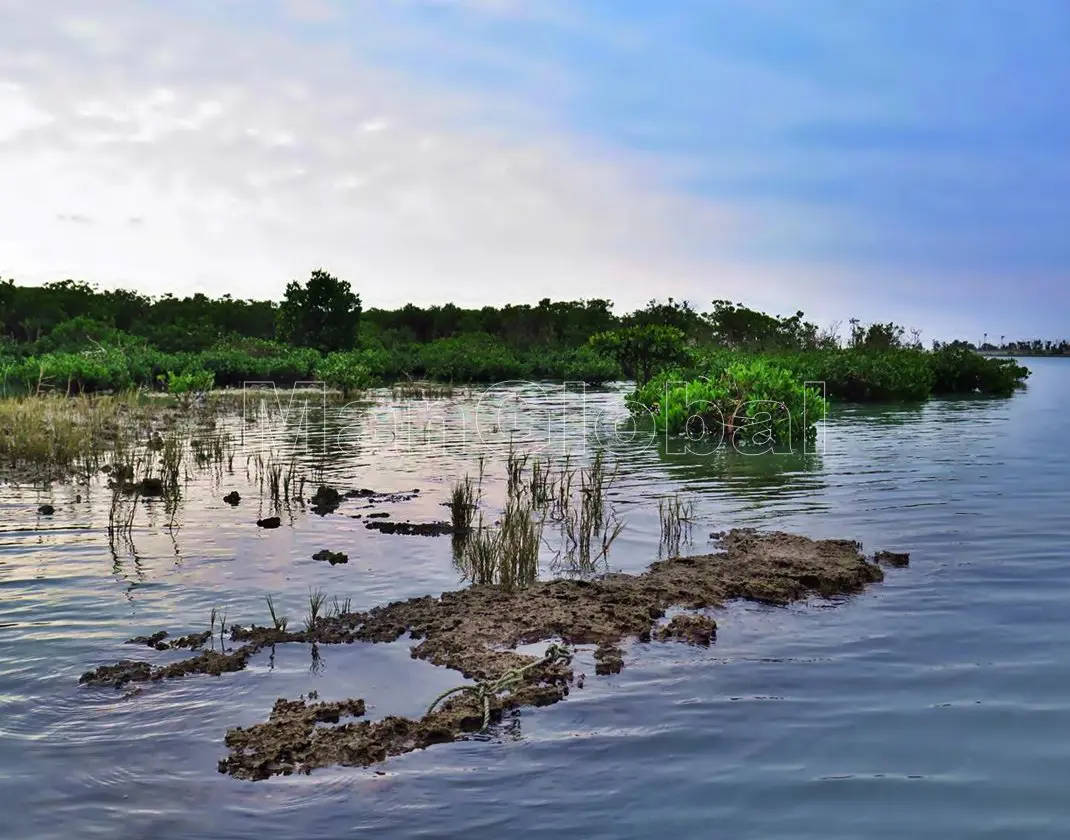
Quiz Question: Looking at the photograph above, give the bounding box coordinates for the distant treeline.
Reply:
[0,273,1032,399]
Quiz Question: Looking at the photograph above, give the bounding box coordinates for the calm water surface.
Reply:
[1,359,1067,838]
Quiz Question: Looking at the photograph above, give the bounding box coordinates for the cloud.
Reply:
[0,0,760,315]
[0,0,1065,340]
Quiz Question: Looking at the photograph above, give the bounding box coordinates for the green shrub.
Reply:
[634,358,827,447]
[929,346,1029,396]
[162,369,215,394]
[315,352,373,396]
[418,334,529,382]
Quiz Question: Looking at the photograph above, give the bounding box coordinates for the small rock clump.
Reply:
[310,486,343,515]
[656,613,717,646]
[223,491,241,506]
[313,550,349,566]
[365,520,452,537]
[874,550,910,567]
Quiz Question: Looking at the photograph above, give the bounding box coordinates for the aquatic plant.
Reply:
[305,589,327,634]
[658,494,695,557]
[265,595,289,632]
[447,473,479,536]
[457,499,542,589]
[328,596,352,619]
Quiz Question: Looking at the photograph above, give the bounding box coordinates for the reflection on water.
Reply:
[3,361,1070,839]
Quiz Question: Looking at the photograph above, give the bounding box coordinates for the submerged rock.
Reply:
[594,643,624,675]
[365,520,453,537]
[37,504,55,516]
[135,477,165,497]
[874,550,910,567]
[310,486,343,515]
[656,613,717,646]
[127,630,170,650]
[79,660,152,688]
[312,549,349,566]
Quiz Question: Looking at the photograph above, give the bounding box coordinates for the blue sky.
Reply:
[0,0,1066,341]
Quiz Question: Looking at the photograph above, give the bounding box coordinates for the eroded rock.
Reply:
[656,613,717,646]
[874,550,910,567]
[365,520,453,537]
[82,528,897,778]
[313,550,349,566]
[310,486,343,515]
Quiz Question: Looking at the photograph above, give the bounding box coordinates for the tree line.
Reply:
[1,270,997,355]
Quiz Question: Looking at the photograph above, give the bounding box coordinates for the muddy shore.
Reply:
[79,529,906,780]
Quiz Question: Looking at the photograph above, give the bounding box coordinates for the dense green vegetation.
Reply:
[634,359,829,447]
[0,275,1031,402]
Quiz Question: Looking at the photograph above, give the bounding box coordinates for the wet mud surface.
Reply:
[80,529,903,779]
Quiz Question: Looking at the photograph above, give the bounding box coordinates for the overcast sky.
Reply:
[1,0,1067,341]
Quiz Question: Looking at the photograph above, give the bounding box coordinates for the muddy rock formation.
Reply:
[312,549,349,565]
[81,528,900,778]
[365,520,453,537]
[874,550,910,567]
[310,486,343,515]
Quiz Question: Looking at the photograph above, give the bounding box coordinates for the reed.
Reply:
[265,594,289,632]
[658,494,695,557]
[447,473,479,536]
[305,588,327,634]
[457,499,542,589]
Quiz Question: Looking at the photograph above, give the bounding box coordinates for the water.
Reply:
[1,359,1067,838]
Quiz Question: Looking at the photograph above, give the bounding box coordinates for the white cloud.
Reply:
[0,0,764,312]
[0,0,1018,342]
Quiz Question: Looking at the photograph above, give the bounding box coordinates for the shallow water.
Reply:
[1,360,1067,839]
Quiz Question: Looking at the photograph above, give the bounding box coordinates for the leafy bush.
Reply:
[418,334,529,382]
[634,358,827,447]
[162,369,215,394]
[929,346,1029,396]
[315,352,374,396]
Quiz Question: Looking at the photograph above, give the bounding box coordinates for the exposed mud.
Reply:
[365,520,453,537]
[81,528,899,778]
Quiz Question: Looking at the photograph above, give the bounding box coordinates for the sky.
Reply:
[0,0,1067,341]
